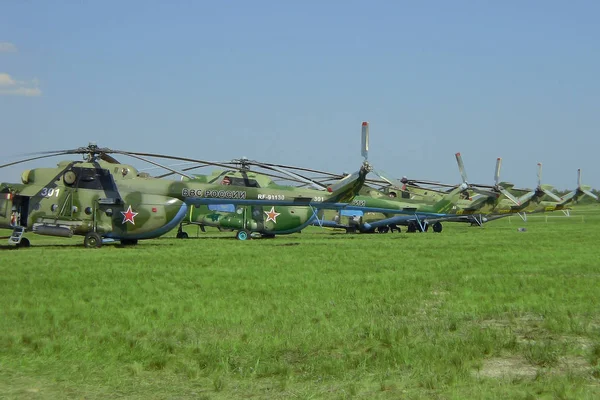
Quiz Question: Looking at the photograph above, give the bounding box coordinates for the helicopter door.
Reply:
[11,195,30,227]
[0,192,10,218]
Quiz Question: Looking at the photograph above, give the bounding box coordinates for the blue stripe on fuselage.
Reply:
[105,202,189,240]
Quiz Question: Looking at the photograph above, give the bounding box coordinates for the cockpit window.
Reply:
[73,167,117,191]
[217,175,260,188]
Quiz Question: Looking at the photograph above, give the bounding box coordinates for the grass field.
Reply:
[1,205,600,399]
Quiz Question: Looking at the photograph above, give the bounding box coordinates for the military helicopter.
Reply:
[0,134,371,248]
[149,123,373,239]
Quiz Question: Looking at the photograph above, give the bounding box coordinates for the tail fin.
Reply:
[326,162,371,203]
[559,169,598,205]
[325,121,373,203]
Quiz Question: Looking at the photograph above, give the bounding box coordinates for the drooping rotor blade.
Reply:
[471,187,500,198]
[232,159,345,179]
[371,168,406,189]
[117,152,195,179]
[582,188,599,201]
[361,121,369,161]
[494,158,502,186]
[497,187,521,206]
[455,152,468,184]
[0,151,73,169]
[244,161,328,190]
[154,163,216,179]
[540,187,563,202]
[517,191,537,204]
[100,153,120,164]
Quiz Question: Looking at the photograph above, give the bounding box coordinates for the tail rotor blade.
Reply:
[455,152,468,183]
[361,121,369,161]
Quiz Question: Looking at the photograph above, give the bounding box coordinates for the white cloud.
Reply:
[0,87,42,96]
[0,72,41,96]
[0,73,16,86]
[0,42,17,53]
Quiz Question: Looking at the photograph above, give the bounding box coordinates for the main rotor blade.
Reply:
[100,153,120,164]
[518,191,537,204]
[372,168,406,189]
[455,152,468,183]
[245,161,327,190]
[119,153,195,179]
[582,188,599,201]
[577,168,582,188]
[233,159,344,179]
[0,151,73,169]
[498,187,521,206]
[361,121,369,161]
[155,163,215,179]
[541,187,563,202]
[537,163,542,187]
[494,158,502,186]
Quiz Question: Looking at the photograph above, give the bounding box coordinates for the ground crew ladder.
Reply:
[8,226,25,245]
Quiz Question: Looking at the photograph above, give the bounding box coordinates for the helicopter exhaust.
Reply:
[32,223,74,238]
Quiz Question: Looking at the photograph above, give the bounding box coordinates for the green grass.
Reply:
[1,205,600,399]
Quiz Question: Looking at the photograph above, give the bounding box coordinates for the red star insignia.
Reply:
[121,205,139,225]
[264,206,281,223]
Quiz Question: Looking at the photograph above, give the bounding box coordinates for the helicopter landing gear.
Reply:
[120,239,138,246]
[84,232,102,248]
[432,222,443,233]
[236,230,250,241]
[389,224,401,233]
[16,237,30,248]
[377,226,390,233]
[407,222,417,233]
[176,224,189,239]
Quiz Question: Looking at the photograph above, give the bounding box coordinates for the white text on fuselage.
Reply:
[182,189,247,199]
[258,194,285,201]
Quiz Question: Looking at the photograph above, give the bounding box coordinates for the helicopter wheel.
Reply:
[176,231,189,239]
[389,224,400,233]
[17,237,31,248]
[432,222,443,233]
[377,226,389,233]
[236,230,250,241]
[120,239,138,246]
[84,232,102,248]
[407,222,417,233]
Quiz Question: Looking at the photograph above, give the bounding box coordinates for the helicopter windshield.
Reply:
[215,174,260,188]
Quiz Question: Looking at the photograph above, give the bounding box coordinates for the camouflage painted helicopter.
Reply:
[373,155,596,228]
[0,136,371,248]
[316,147,597,233]
[154,123,373,238]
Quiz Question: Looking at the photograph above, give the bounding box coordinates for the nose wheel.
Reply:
[16,237,30,248]
[84,232,102,248]
[236,230,250,241]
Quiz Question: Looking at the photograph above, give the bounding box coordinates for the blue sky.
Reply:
[1,1,599,190]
